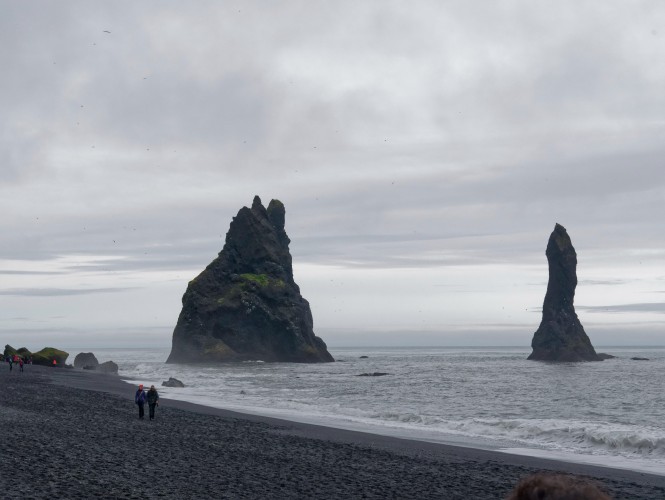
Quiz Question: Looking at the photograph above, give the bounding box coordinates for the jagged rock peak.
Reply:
[528,223,601,362]
[166,196,334,364]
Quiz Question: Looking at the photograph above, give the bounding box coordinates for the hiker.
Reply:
[147,385,160,420]
[135,384,147,419]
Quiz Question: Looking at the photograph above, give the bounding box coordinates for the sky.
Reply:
[1,1,665,349]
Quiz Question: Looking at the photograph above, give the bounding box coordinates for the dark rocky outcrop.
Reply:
[17,347,32,358]
[4,345,33,360]
[3,345,17,357]
[97,361,119,374]
[356,372,390,377]
[32,347,69,366]
[74,352,99,369]
[167,196,334,364]
[596,353,616,360]
[528,224,602,362]
[162,377,185,388]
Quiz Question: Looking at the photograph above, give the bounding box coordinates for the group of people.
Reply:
[5,354,29,372]
[134,384,160,420]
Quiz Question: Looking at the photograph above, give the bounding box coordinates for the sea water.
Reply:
[82,346,665,475]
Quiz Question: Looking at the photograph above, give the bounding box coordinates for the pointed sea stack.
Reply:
[166,196,334,363]
[528,223,601,362]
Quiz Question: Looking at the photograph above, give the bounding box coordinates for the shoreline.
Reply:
[114,366,665,479]
[50,368,665,486]
[3,365,665,498]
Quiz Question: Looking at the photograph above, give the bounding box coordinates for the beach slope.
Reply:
[1,366,663,499]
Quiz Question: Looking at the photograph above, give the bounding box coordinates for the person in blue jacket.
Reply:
[135,384,147,419]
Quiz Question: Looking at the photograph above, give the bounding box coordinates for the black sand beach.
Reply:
[1,366,664,499]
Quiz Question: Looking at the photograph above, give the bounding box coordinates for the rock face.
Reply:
[74,352,99,369]
[166,196,334,364]
[528,224,601,362]
[32,347,69,366]
[162,377,185,388]
[97,361,119,374]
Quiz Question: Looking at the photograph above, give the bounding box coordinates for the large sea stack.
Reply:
[166,196,334,363]
[528,223,601,362]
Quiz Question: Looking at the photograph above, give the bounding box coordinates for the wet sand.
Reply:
[1,365,664,499]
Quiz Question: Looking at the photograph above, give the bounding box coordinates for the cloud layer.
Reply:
[2,1,665,347]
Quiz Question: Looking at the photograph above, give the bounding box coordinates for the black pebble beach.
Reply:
[2,365,664,499]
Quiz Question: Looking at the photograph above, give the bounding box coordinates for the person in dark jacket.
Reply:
[147,385,159,420]
[135,384,147,419]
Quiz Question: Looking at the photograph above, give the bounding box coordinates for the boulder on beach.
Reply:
[162,377,185,387]
[32,347,69,366]
[528,224,602,362]
[17,347,32,358]
[166,196,334,364]
[97,360,119,374]
[3,345,32,359]
[74,352,99,369]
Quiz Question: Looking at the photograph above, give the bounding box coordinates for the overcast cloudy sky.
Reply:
[2,1,664,349]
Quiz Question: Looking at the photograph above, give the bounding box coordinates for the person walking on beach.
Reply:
[147,385,160,420]
[135,384,147,419]
[19,358,24,372]
[8,356,13,371]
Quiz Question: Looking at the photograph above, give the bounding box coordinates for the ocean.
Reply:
[82,345,665,476]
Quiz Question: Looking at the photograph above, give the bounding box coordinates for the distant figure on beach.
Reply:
[147,385,160,420]
[52,359,57,367]
[8,357,13,371]
[19,358,24,372]
[507,473,611,500]
[135,384,147,419]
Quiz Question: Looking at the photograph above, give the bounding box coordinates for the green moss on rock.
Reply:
[17,347,32,357]
[203,340,236,359]
[239,273,285,288]
[32,347,69,366]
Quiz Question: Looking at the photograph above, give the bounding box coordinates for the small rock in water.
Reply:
[359,355,369,359]
[631,357,649,361]
[162,377,185,387]
[596,353,616,360]
[357,372,389,377]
